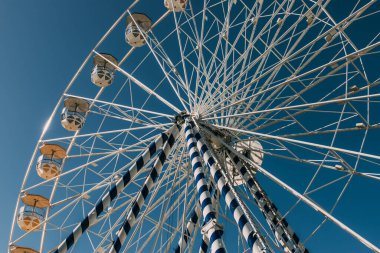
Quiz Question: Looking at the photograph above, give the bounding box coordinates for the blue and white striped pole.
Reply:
[228,151,307,253]
[175,206,202,253]
[198,188,219,253]
[199,235,209,253]
[53,126,176,253]
[175,182,216,253]
[109,124,181,253]
[184,121,226,253]
[188,121,270,253]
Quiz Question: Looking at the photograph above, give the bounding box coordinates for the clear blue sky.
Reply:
[1,0,379,252]
[0,1,128,250]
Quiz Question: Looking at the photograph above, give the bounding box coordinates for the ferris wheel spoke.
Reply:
[204,92,380,122]
[201,0,327,114]
[93,51,182,114]
[222,1,266,125]
[205,39,380,121]
[187,0,206,113]
[200,0,265,111]
[127,10,194,112]
[65,94,173,120]
[279,123,380,139]
[204,3,378,117]
[212,124,380,161]
[205,1,294,108]
[41,126,167,151]
[197,0,235,106]
[214,131,380,252]
[22,151,120,192]
[125,42,199,115]
[170,8,196,111]
[248,137,379,181]
[290,129,368,245]
[249,80,380,133]
[250,0,377,102]
[246,56,353,131]
[90,107,156,127]
[247,46,374,123]
[198,0,267,109]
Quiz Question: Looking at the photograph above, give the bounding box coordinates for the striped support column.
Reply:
[228,151,307,253]
[188,121,270,253]
[175,182,216,253]
[175,206,202,253]
[199,235,209,253]
[109,124,181,253]
[198,188,219,253]
[184,122,226,253]
[53,125,177,253]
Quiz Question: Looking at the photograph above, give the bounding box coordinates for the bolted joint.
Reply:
[201,218,224,236]
[173,111,189,125]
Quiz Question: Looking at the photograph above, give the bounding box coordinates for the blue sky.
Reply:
[1,0,380,252]
[0,1,128,250]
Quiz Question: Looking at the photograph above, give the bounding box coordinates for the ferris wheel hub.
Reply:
[173,111,189,124]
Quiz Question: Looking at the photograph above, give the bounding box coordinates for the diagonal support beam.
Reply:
[198,188,220,253]
[199,235,209,253]
[108,124,181,253]
[216,130,380,253]
[175,205,202,253]
[52,125,177,253]
[174,182,219,253]
[227,151,307,253]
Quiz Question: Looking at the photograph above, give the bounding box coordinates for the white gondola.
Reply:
[60,97,89,131]
[225,157,245,186]
[164,0,188,12]
[36,144,66,180]
[17,194,49,232]
[236,140,264,166]
[91,53,118,87]
[125,13,152,47]
[9,245,39,253]
[226,140,264,186]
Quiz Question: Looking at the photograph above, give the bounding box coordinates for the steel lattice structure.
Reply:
[9,0,380,252]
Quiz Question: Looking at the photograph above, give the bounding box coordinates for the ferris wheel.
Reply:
[8,0,380,252]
